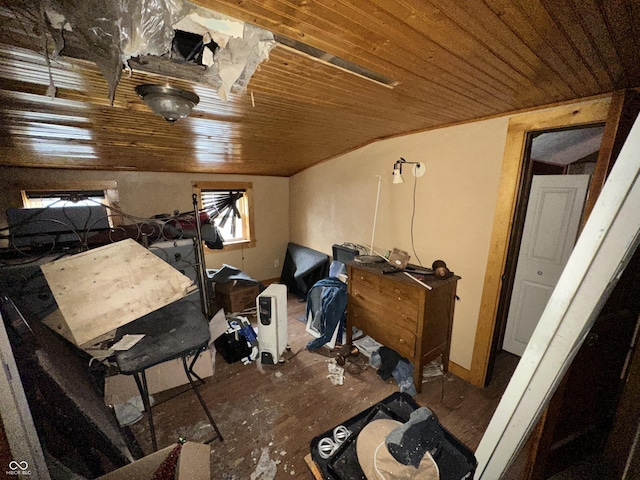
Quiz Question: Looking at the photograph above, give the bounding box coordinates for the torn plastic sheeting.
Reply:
[121,0,192,61]
[204,22,276,102]
[41,0,190,102]
[230,23,276,93]
[45,8,71,31]
[45,0,124,102]
[174,8,276,101]
[172,9,244,49]
[37,0,275,103]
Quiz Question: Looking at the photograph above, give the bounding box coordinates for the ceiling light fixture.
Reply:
[392,157,426,184]
[135,84,199,124]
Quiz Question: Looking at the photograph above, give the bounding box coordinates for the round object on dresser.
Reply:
[432,260,450,279]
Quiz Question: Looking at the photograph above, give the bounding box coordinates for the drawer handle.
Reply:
[399,338,405,344]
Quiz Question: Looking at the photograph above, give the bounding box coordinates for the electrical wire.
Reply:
[410,172,423,267]
[262,346,307,369]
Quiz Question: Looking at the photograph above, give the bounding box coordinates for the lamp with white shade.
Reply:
[392,158,426,184]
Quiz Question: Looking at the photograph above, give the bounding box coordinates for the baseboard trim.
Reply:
[448,361,472,383]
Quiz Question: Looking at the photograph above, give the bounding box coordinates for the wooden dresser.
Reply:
[346,262,460,393]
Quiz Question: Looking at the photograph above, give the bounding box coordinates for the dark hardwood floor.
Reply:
[128,294,520,479]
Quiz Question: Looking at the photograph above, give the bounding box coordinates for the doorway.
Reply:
[496,126,604,358]
[475,90,640,479]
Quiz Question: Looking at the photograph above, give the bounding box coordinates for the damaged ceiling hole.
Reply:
[32,0,395,114]
[36,1,278,104]
[172,29,219,65]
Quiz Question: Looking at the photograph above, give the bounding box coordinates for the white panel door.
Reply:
[503,174,590,356]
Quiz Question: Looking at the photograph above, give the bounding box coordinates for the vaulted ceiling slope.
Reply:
[1,0,639,176]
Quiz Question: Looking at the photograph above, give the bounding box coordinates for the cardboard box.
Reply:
[97,441,210,480]
[214,281,259,314]
[104,349,214,405]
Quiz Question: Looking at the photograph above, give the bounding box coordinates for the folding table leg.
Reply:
[187,352,205,385]
[133,370,157,451]
[182,355,223,443]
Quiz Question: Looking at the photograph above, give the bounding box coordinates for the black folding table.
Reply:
[113,297,223,451]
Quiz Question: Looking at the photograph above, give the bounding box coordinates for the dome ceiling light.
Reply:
[135,84,200,124]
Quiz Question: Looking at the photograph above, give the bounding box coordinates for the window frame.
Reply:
[192,181,256,251]
[19,180,122,226]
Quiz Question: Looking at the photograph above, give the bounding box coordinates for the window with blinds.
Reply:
[194,181,255,249]
[19,182,122,227]
[22,190,107,209]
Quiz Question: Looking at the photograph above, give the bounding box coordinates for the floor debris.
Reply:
[250,447,277,480]
[327,360,345,385]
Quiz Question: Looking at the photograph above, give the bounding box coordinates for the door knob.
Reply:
[537,271,543,276]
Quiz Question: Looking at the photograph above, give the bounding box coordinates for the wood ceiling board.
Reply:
[199,0,574,103]
[39,239,196,347]
[508,0,602,93]
[411,0,568,101]
[1,43,476,129]
[376,0,541,99]
[257,48,477,117]
[196,1,520,111]
[565,0,628,87]
[482,0,590,97]
[538,1,611,90]
[251,68,488,124]
[330,0,528,103]
[433,0,574,101]
[2,0,640,176]
[598,0,640,84]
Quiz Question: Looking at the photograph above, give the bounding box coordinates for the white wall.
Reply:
[0,168,289,282]
[290,117,510,369]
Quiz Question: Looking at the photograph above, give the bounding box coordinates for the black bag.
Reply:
[213,330,251,364]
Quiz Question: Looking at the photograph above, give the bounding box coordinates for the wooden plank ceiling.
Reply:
[0,0,639,176]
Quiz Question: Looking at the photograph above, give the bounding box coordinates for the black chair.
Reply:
[280,243,330,299]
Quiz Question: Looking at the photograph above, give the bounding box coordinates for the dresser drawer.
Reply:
[349,284,418,334]
[377,279,421,306]
[349,267,383,291]
[348,303,416,359]
[350,267,422,303]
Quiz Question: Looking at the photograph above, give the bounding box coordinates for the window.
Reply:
[19,181,121,225]
[22,190,109,209]
[193,181,255,250]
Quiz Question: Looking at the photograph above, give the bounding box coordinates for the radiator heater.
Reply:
[257,283,288,364]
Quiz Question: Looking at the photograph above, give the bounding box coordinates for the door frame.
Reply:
[475,109,640,478]
[493,133,600,366]
[468,96,612,387]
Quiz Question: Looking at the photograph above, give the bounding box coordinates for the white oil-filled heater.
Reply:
[257,283,288,364]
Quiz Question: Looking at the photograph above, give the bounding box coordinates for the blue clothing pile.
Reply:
[306,277,348,350]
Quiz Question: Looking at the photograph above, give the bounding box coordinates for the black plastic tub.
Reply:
[309,392,477,480]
